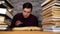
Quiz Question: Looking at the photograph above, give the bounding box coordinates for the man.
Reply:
[10,2,38,28]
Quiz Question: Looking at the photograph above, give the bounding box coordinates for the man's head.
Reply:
[22,2,33,18]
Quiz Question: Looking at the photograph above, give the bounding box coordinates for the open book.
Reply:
[13,27,42,31]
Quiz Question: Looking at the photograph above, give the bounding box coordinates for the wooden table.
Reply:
[0,31,60,34]
[0,27,60,34]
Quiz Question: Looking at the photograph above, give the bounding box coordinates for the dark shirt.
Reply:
[10,13,38,28]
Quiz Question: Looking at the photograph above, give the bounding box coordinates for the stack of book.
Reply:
[0,0,14,30]
[41,0,60,32]
[42,24,60,32]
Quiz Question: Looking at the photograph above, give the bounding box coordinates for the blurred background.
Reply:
[8,0,45,26]
[0,0,45,30]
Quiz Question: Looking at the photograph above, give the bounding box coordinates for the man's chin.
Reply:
[24,16,28,18]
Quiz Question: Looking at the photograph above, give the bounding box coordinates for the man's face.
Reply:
[22,8,32,18]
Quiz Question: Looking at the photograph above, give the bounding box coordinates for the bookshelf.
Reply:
[0,0,14,30]
[41,0,60,32]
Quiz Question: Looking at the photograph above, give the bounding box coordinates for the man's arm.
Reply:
[9,14,23,28]
[15,20,23,26]
[9,15,17,28]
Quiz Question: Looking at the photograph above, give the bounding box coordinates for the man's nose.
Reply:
[25,12,28,14]
[25,13,28,15]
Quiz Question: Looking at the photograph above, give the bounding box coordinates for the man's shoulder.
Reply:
[30,14,38,19]
[13,13,22,18]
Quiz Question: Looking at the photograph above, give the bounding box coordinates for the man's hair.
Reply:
[23,2,33,11]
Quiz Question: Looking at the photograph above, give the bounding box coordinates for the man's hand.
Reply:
[15,20,23,26]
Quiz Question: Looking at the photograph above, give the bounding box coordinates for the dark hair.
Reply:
[23,2,33,11]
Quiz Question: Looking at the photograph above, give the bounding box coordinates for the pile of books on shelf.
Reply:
[0,16,8,30]
[0,0,13,30]
[41,0,60,32]
[42,24,60,32]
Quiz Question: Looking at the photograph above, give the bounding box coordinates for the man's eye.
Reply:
[28,12,30,13]
[24,11,26,12]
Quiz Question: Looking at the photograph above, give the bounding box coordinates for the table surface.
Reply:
[0,31,60,34]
